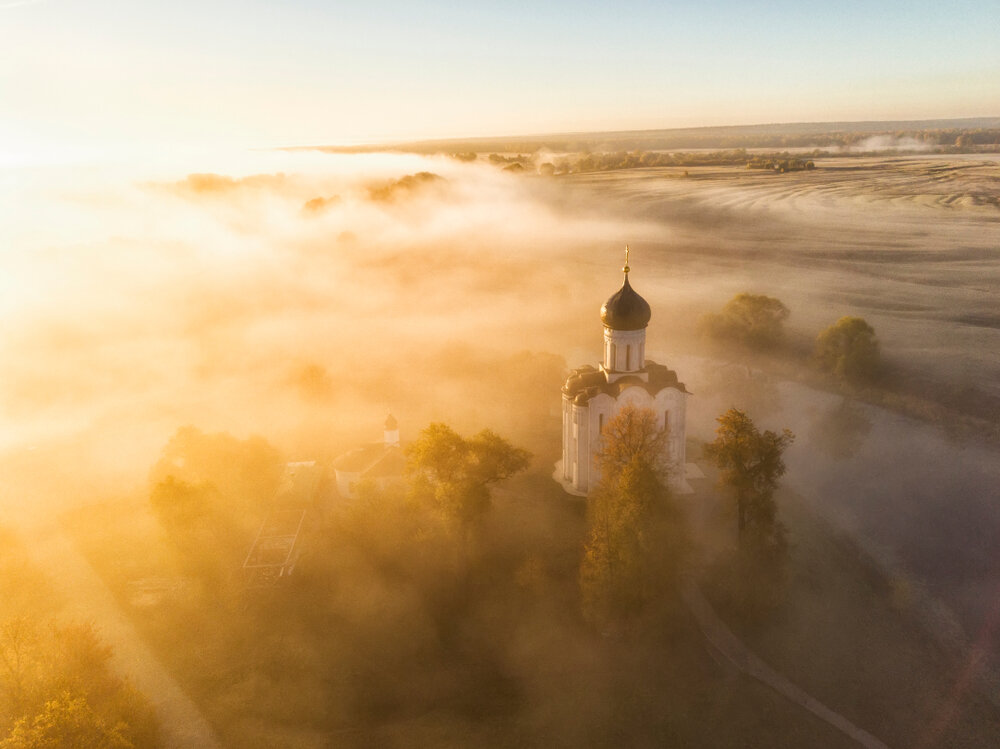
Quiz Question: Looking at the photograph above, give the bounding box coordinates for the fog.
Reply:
[1,151,637,517]
[2,149,999,746]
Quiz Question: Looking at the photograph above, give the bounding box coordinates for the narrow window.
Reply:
[663,411,669,432]
[610,343,617,368]
[599,413,605,433]
[626,345,632,370]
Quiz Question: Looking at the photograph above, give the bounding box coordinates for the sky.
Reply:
[1,0,999,161]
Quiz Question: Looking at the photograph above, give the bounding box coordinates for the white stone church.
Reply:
[558,250,691,495]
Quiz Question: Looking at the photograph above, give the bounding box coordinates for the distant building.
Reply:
[333,414,406,499]
[558,249,691,495]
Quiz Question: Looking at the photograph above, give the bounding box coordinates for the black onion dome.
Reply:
[600,274,651,330]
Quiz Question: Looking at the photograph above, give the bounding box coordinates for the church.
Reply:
[559,249,690,495]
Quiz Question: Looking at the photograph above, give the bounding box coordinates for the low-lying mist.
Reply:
[3,150,998,549]
[1,150,640,519]
[3,147,1000,746]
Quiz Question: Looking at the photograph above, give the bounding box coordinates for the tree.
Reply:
[148,427,284,591]
[0,618,40,721]
[703,409,793,544]
[596,404,669,478]
[704,409,793,619]
[1,693,133,749]
[405,423,530,529]
[701,293,790,350]
[149,426,283,512]
[580,406,684,629]
[0,623,160,749]
[815,316,880,382]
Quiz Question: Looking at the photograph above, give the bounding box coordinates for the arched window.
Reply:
[610,343,617,369]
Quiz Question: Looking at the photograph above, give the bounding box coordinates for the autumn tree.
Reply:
[0,533,159,748]
[405,423,530,529]
[1,693,133,749]
[0,621,159,749]
[596,404,669,478]
[815,316,880,382]
[580,406,684,629]
[701,293,790,350]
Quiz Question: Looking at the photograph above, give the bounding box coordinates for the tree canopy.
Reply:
[405,423,530,528]
[581,406,683,629]
[703,409,794,618]
[815,316,880,382]
[701,293,790,350]
[703,408,793,544]
[597,403,670,479]
[0,535,161,749]
[1,693,134,749]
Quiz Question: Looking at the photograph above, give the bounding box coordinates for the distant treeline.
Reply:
[745,156,815,172]
[298,117,1000,156]
[473,150,818,175]
[448,128,1000,154]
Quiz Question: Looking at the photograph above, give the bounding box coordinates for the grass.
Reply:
[701,483,1000,748]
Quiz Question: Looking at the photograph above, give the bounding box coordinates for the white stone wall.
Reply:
[568,384,688,494]
[335,470,360,499]
[603,327,646,373]
[561,395,573,481]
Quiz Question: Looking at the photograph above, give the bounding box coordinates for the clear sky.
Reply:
[2,0,998,159]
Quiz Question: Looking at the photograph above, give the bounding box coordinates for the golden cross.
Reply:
[623,244,630,274]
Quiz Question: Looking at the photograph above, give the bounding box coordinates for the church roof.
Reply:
[333,443,405,477]
[562,361,688,405]
[600,270,651,331]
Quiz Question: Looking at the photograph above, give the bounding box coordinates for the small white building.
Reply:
[558,251,690,495]
[332,414,405,499]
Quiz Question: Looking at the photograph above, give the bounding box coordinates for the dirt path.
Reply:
[681,575,890,749]
[26,520,222,749]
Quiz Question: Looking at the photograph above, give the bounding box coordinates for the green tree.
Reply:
[704,409,793,619]
[815,316,880,382]
[703,408,793,545]
[701,293,790,350]
[405,423,530,529]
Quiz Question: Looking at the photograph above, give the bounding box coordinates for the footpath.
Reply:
[681,575,890,749]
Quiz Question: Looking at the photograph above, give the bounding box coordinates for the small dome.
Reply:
[600,274,651,330]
